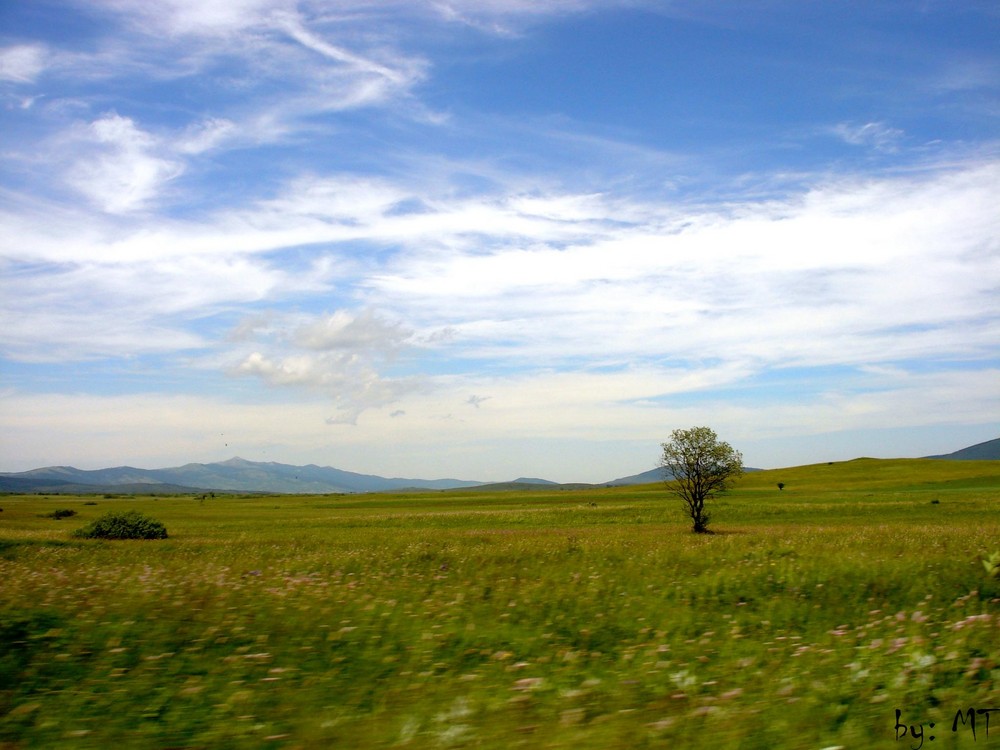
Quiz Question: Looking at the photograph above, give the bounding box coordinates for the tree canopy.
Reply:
[660,426,744,533]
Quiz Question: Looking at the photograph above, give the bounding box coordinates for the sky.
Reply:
[1,0,998,483]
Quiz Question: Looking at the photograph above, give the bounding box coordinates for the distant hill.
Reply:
[606,465,762,486]
[925,438,1000,461]
[605,438,1000,486]
[3,438,995,495]
[0,457,485,495]
[605,467,665,486]
[465,481,595,492]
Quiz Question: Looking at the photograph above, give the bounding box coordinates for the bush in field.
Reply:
[41,508,77,519]
[73,509,167,540]
[983,551,1000,579]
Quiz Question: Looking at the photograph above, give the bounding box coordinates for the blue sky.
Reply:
[1,0,998,482]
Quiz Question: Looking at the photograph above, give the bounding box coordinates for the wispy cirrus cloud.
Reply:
[369,160,1000,371]
[176,118,239,155]
[2,1,434,210]
[831,121,905,153]
[4,157,997,375]
[76,0,429,110]
[0,252,306,361]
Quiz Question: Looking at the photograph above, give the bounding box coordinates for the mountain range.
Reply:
[1,438,996,495]
[0,457,675,494]
[0,457,484,495]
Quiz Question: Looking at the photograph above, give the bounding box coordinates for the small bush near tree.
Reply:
[73,509,168,540]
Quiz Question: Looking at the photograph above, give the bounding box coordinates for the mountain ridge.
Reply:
[0,457,486,495]
[2,438,996,494]
[924,437,1000,461]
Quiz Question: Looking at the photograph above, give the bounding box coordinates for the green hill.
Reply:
[737,457,1000,492]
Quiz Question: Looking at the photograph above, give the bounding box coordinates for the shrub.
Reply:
[73,510,167,540]
[41,509,77,520]
[983,551,1000,579]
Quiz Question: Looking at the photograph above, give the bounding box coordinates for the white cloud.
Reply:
[75,0,430,121]
[177,118,238,154]
[275,11,417,87]
[233,349,418,425]
[0,248,323,361]
[370,161,1000,372]
[229,308,420,424]
[832,121,905,153]
[293,309,409,352]
[96,0,290,37]
[0,44,48,83]
[17,112,237,218]
[423,0,639,34]
[3,158,997,376]
[65,114,184,213]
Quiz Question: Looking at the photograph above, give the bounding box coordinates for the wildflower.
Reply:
[951,613,990,630]
[512,678,543,691]
[887,637,908,654]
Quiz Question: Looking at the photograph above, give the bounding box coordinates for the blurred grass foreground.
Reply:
[1,458,998,749]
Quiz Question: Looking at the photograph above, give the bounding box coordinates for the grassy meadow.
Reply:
[1,458,999,749]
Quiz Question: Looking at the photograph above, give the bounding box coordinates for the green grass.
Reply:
[1,459,998,749]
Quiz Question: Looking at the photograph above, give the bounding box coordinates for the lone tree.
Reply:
[660,426,743,533]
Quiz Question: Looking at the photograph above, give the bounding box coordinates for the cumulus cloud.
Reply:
[230,309,419,424]
[293,309,410,352]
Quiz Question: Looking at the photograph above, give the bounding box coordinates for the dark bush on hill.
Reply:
[73,510,167,540]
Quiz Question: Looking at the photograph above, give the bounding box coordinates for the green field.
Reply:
[2,459,998,749]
